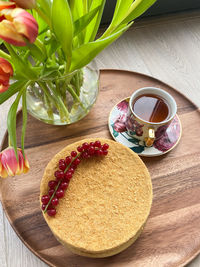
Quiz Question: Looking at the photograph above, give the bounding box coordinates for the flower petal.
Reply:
[0,1,16,11]
[0,83,9,93]
[0,19,26,46]
[0,57,13,75]
[0,147,30,178]
[12,0,36,9]
[12,8,38,43]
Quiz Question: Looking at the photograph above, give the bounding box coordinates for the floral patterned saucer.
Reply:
[108,98,182,157]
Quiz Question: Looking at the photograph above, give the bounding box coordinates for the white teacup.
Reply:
[125,87,177,147]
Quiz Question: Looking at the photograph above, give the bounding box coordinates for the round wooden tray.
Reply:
[0,70,200,267]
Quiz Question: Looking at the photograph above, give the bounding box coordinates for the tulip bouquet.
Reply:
[0,0,156,178]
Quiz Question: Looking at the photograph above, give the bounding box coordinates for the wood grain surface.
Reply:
[0,70,200,267]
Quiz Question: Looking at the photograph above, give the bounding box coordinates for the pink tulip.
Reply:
[0,147,30,178]
[0,1,16,11]
[0,8,38,46]
[0,57,13,93]
[12,0,36,9]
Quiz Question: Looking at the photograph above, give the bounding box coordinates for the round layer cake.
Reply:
[40,138,152,257]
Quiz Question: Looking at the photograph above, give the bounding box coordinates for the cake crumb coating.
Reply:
[40,138,152,257]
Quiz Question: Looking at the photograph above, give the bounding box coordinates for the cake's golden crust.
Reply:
[40,138,152,257]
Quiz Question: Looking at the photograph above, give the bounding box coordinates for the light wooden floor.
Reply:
[0,10,200,267]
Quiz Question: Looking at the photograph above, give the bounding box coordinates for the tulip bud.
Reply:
[0,8,38,46]
[0,1,16,11]
[0,147,30,178]
[0,57,13,93]
[12,0,36,9]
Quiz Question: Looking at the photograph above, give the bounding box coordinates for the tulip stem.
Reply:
[8,136,12,147]
[35,6,51,28]
[0,49,11,61]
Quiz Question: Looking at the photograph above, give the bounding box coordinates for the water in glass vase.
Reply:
[26,62,99,125]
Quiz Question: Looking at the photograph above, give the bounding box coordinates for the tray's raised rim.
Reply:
[100,69,200,111]
[0,69,199,267]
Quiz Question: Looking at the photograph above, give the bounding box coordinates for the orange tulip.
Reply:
[0,57,13,93]
[0,147,30,178]
[12,0,36,9]
[0,1,16,11]
[0,7,38,46]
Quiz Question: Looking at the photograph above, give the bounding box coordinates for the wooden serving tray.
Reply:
[0,70,200,267]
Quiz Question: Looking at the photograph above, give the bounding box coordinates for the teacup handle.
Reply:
[145,128,155,147]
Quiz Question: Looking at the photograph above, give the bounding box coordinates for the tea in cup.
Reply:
[125,87,177,147]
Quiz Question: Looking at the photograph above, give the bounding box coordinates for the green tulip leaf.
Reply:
[52,0,73,59]
[70,22,132,71]
[5,44,37,80]
[84,0,106,43]
[74,5,101,37]
[0,80,27,105]
[37,0,52,18]
[7,90,24,159]
[40,65,59,79]
[121,0,157,24]
[21,91,27,157]
[27,42,46,61]
[70,0,84,21]
[111,0,133,26]
[46,37,60,57]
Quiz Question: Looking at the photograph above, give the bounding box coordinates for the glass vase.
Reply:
[26,61,99,125]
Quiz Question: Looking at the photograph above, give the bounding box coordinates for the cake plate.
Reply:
[0,69,200,267]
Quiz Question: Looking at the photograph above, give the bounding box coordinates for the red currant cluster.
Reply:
[41,140,109,216]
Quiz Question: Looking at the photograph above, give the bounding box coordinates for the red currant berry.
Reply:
[98,149,103,156]
[102,143,109,150]
[103,150,108,155]
[94,140,101,148]
[82,151,89,159]
[94,149,99,156]
[65,156,72,165]
[56,189,64,198]
[47,208,56,216]
[59,162,66,171]
[59,159,65,165]
[60,181,68,190]
[51,197,59,206]
[47,204,53,210]
[41,204,46,210]
[54,170,64,181]
[41,195,50,205]
[88,146,95,155]
[65,171,72,180]
[71,162,77,169]
[48,180,58,189]
[68,167,74,174]
[48,189,55,196]
[71,151,77,157]
[90,142,95,147]
[59,164,66,171]
[82,142,89,150]
[73,157,81,166]
[77,146,83,152]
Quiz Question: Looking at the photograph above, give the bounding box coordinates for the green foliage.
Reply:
[37,0,52,19]
[122,0,157,24]
[0,80,26,105]
[0,0,157,166]
[21,91,27,157]
[70,22,133,71]
[52,0,73,59]
[7,89,24,159]
[84,0,106,43]
[74,5,101,37]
